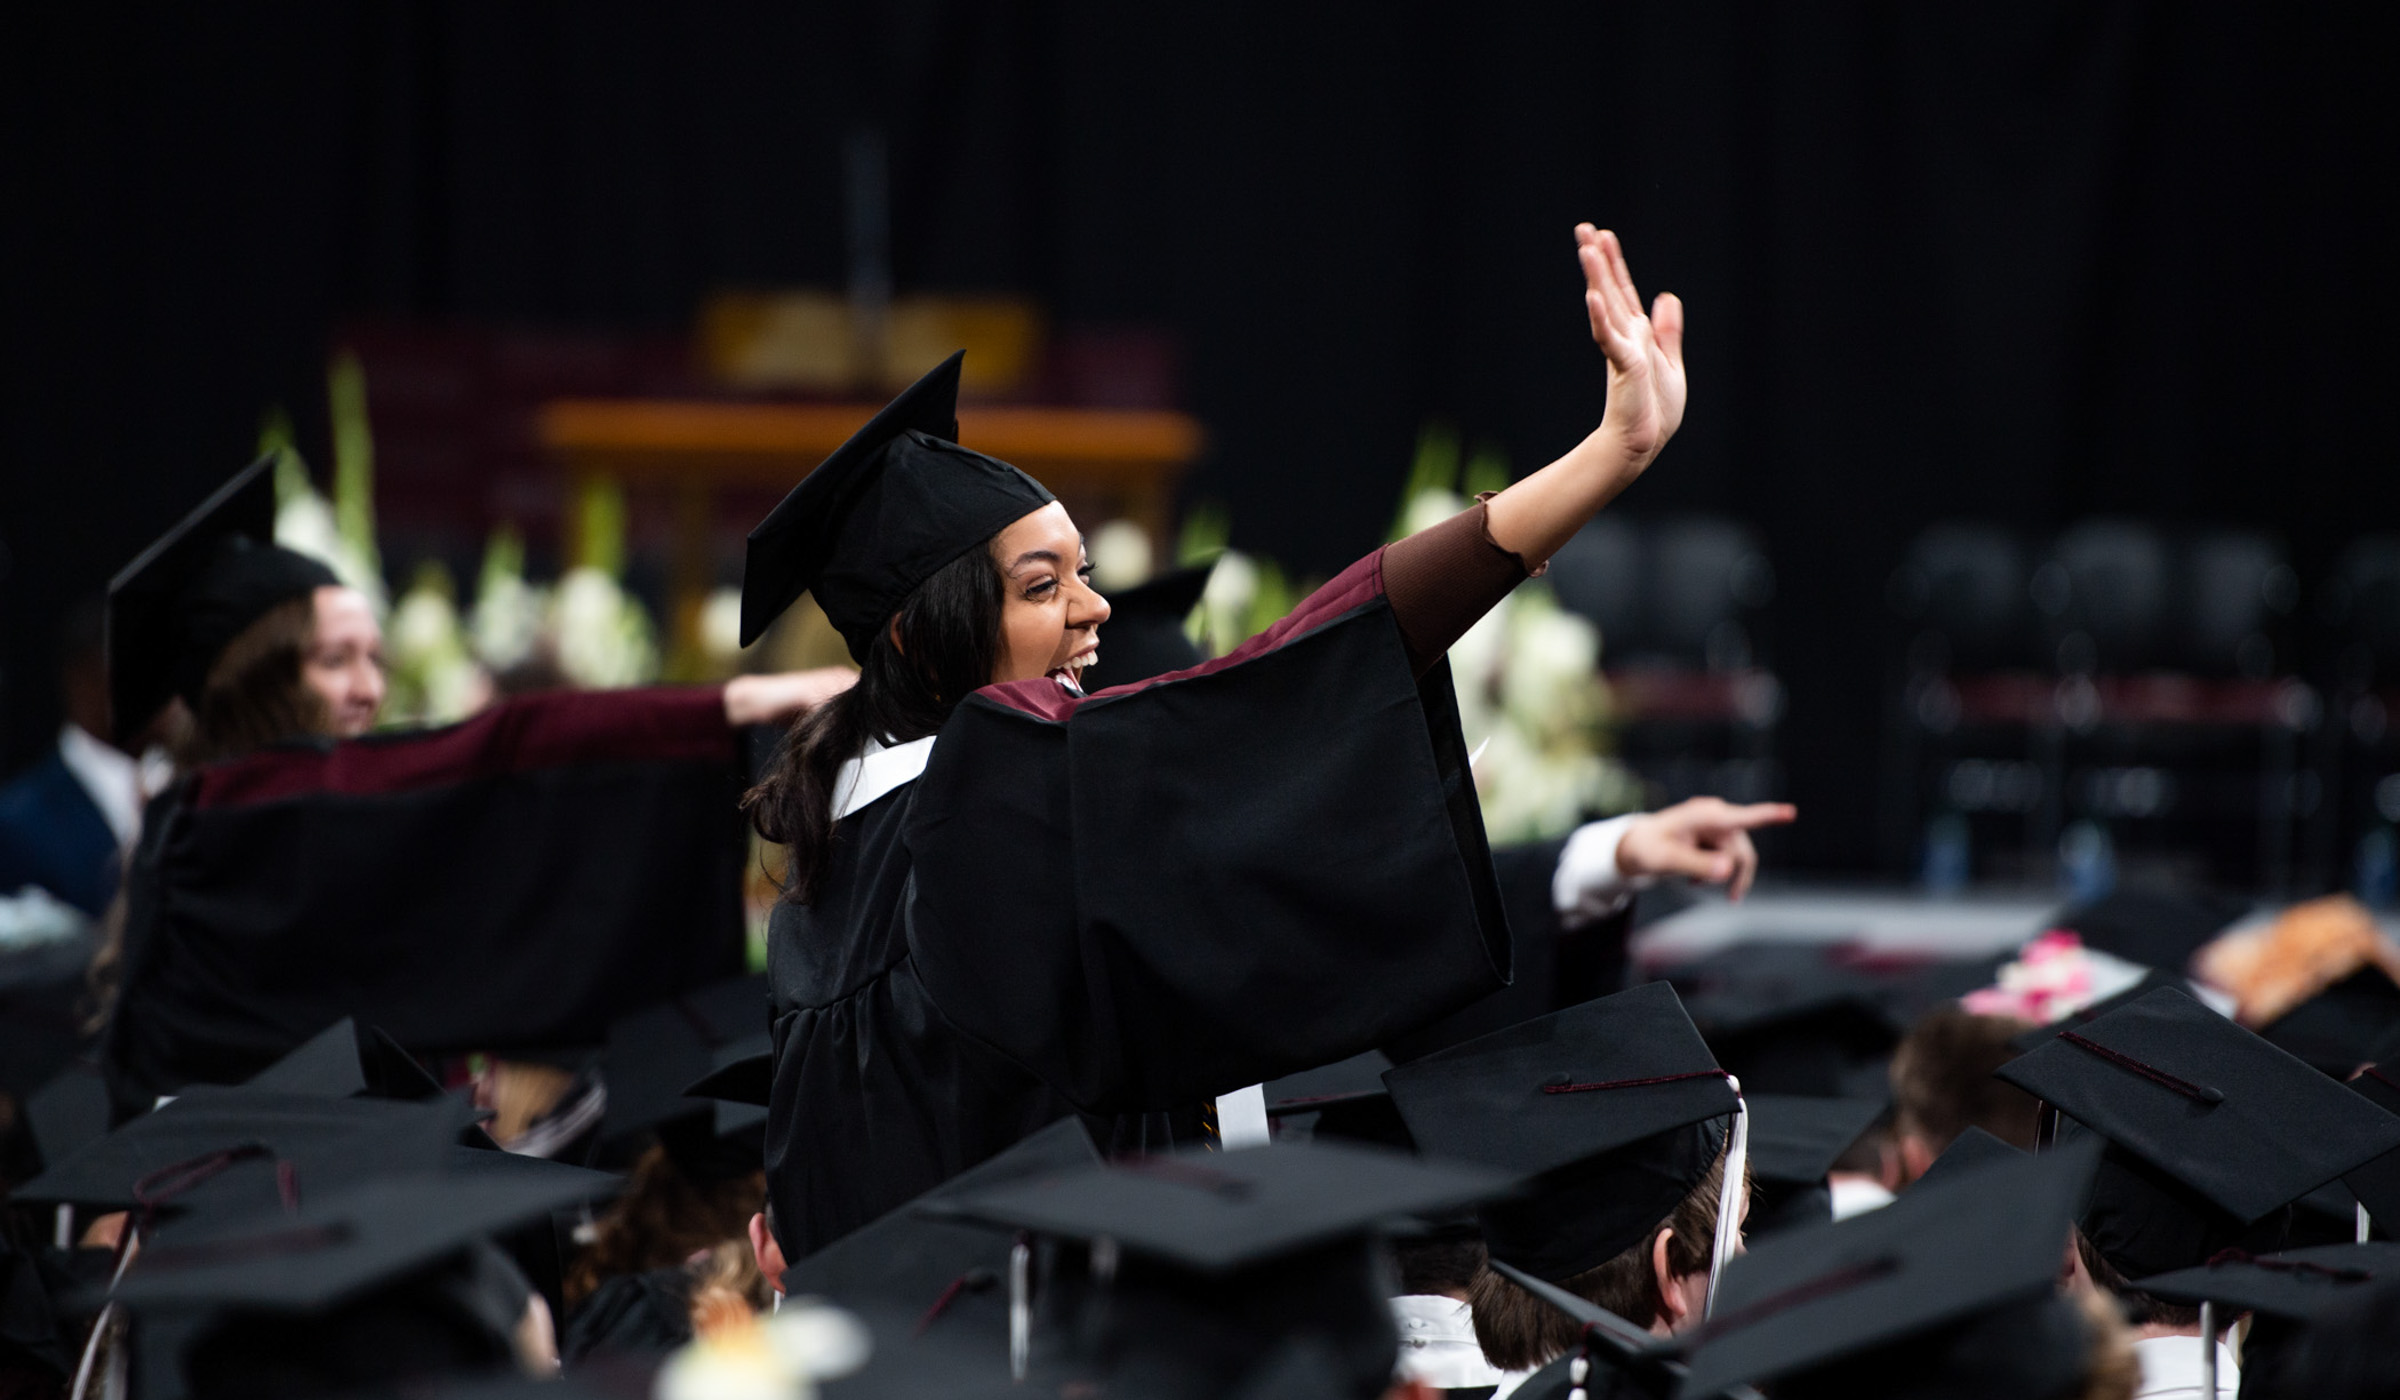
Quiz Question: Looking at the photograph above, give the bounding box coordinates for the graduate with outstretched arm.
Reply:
[96,458,851,1118]
[744,226,1691,1260]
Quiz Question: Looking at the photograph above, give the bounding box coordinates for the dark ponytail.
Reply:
[743,543,1006,902]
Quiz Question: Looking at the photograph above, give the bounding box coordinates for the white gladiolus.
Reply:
[469,575,546,673]
[1089,517,1156,592]
[701,586,746,666]
[552,567,659,690]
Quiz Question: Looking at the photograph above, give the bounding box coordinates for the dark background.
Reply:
[3,3,2394,875]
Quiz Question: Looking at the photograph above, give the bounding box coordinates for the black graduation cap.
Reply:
[2051,887,2249,972]
[2343,1062,2400,1232]
[599,976,768,1176]
[739,352,1056,658]
[1078,563,1212,693]
[23,1061,112,1173]
[242,1017,446,1101]
[1678,1140,2100,1400]
[925,1140,1504,1274]
[15,1085,614,1221]
[681,1032,772,1142]
[2134,1242,2400,1319]
[1383,981,1739,1282]
[1997,985,2400,1279]
[1907,1124,2026,1195]
[1260,1048,1412,1151]
[105,455,340,743]
[924,1142,1507,1400]
[1666,945,1903,1099]
[1476,1259,1687,1400]
[1743,1094,1887,1238]
[2257,966,2400,1077]
[2006,967,2201,1054]
[100,1169,617,1314]
[782,1117,1100,1339]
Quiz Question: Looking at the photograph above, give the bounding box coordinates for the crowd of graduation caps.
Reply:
[9,475,2400,1397]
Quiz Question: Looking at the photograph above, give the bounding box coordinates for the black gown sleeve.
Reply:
[904,549,1515,1114]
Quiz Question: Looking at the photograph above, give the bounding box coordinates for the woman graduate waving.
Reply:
[746,226,1687,1258]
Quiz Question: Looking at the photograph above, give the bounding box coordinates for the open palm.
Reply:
[1578,224,1687,469]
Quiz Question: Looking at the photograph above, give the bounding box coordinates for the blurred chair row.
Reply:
[1884,521,2400,898]
[1533,511,2400,899]
[1546,515,1783,808]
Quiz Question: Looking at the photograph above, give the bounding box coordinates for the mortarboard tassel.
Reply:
[1704,1077,1750,1318]
[2199,1301,2216,1400]
[1009,1233,1032,1381]
[2359,1201,2373,1245]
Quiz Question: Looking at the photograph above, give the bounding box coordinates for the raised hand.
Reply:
[1578,224,1686,471]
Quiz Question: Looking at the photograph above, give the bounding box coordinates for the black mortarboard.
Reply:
[1743,1094,1886,1238]
[1384,982,1739,1282]
[242,1017,446,1101]
[681,1032,772,1143]
[2006,967,2201,1053]
[1261,1048,1412,1151]
[2051,888,2248,972]
[16,1085,613,1221]
[102,1169,616,1314]
[925,1142,1506,1400]
[2343,1061,2400,1231]
[1907,1124,2025,1195]
[2257,966,2400,1077]
[1679,1141,2099,1400]
[599,976,767,1176]
[739,353,1055,657]
[24,1061,112,1172]
[925,1141,1503,1275]
[1667,945,1903,1098]
[1997,986,2400,1278]
[782,1117,1100,1340]
[1746,1094,1885,1187]
[1078,563,1211,692]
[106,455,341,742]
[2134,1242,2400,1319]
[1476,1260,1687,1400]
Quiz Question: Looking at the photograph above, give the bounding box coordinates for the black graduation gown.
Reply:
[104,687,750,1119]
[767,550,1513,1258]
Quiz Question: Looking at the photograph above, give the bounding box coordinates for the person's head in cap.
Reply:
[1382,983,1749,1373]
[2132,1242,2400,1400]
[1997,985,2400,1351]
[1888,1003,2041,1182]
[740,353,1111,901]
[1677,1142,2139,1400]
[922,1140,1505,1400]
[565,981,771,1315]
[109,456,384,763]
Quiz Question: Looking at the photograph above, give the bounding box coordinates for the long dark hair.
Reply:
[744,544,1005,901]
[177,594,331,767]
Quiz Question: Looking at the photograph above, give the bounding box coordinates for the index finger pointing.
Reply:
[1717,802,1798,831]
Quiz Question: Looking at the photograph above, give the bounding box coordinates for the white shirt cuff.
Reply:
[1551,813,1652,930]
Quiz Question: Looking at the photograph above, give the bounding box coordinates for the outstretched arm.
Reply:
[1382,225,1687,674]
[1484,225,1686,569]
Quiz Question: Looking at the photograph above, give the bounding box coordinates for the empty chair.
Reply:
[2047,519,2171,673]
[2323,535,2400,681]
[1645,517,1773,671]
[1891,522,2033,672]
[2179,530,2294,678]
[1546,513,1646,656]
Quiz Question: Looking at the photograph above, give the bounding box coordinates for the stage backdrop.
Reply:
[3,2,2393,874]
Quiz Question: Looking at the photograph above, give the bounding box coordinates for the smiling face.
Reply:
[304,585,387,736]
[988,502,1111,688]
